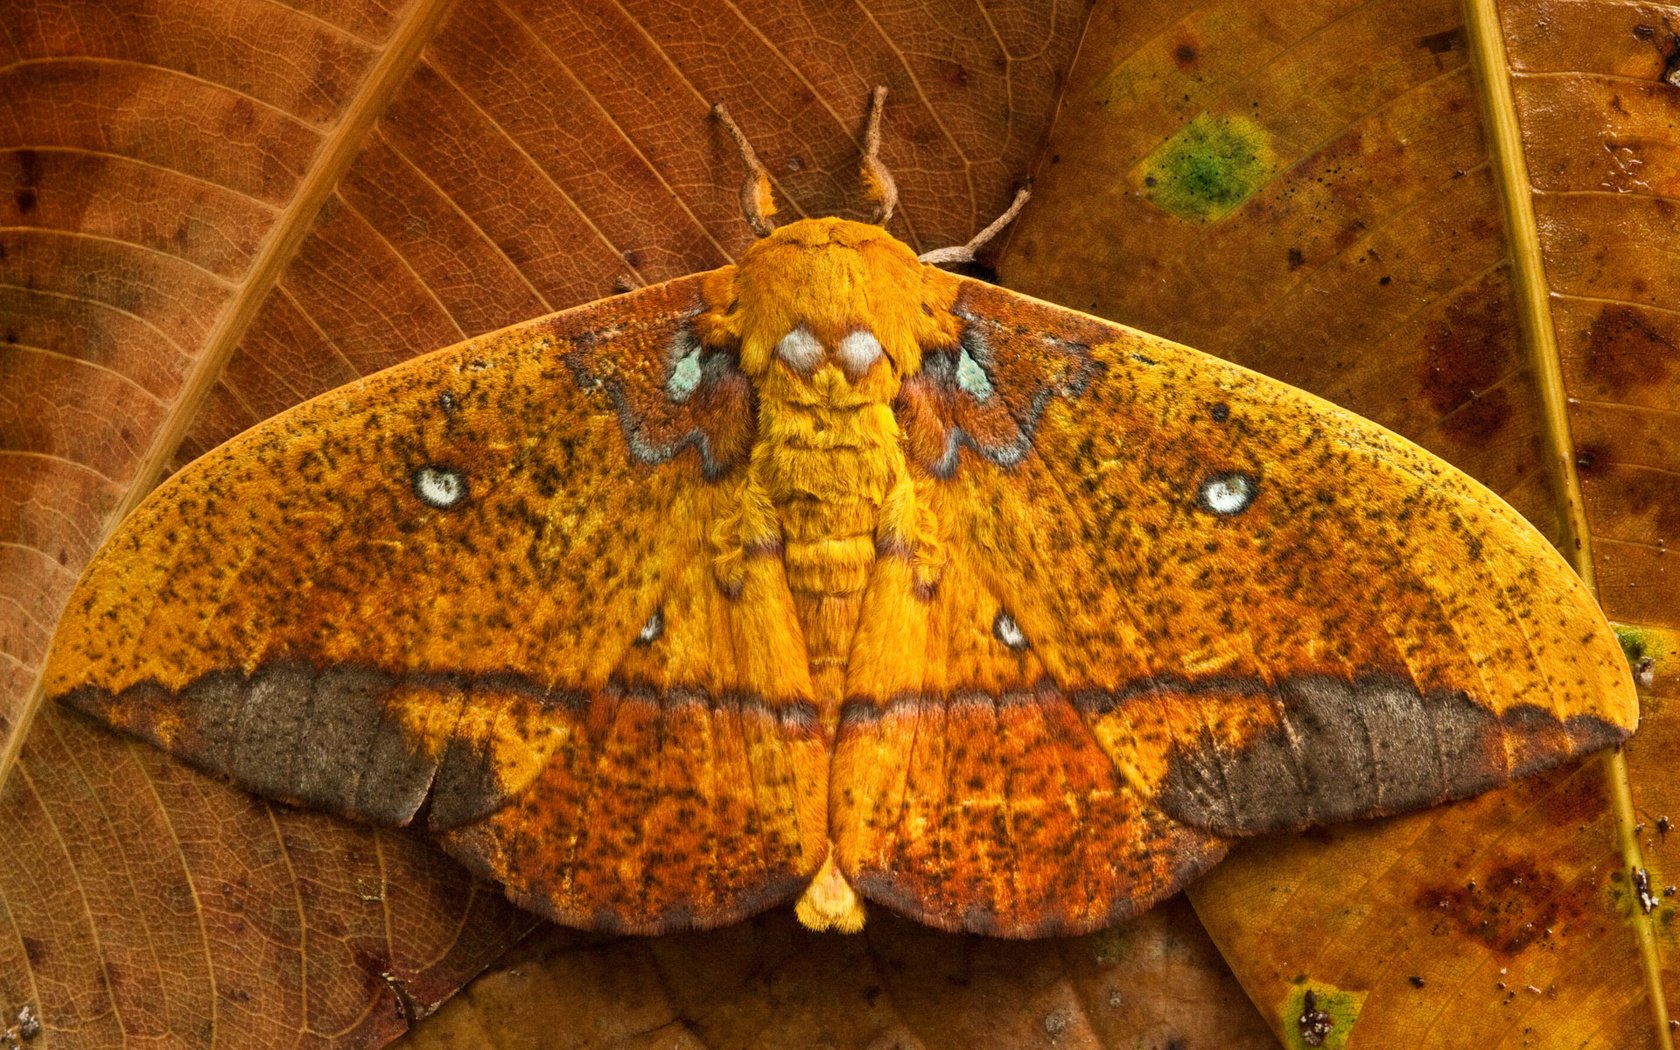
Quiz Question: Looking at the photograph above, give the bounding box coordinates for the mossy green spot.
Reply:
[1613,623,1668,688]
[1139,114,1274,222]
[1615,625,1650,665]
[1279,982,1365,1050]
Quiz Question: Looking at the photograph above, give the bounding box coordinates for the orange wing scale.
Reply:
[47,275,827,934]
[832,278,1632,934]
[45,218,1636,937]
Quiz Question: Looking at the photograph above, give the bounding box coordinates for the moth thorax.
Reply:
[758,398,900,505]
[754,394,905,699]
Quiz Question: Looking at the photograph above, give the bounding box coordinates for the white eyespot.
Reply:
[836,329,884,379]
[993,609,1029,650]
[666,348,702,402]
[955,347,992,400]
[413,465,468,509]
[636,608,663,645]
[1198,471,1258,516]
[775,326,825,374]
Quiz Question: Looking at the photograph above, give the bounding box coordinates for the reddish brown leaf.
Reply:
[997,0,1676,1044]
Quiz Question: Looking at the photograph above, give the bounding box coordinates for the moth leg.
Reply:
[711,101,778,238]
[878,468,945,598]
[712,462,782,598]
[917,185,1033,266]
[860,85,899,225]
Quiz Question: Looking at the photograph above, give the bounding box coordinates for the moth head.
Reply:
[703,87,1019,395]
[724,217,960,394]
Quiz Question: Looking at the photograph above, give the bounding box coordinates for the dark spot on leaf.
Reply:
[1174,42,1198,66]
[1582,304,1675,396]
[1615,469,1680,537]
[937,58,970,87]
[1287,246,1305,269]
[1413,859,1587,955]
[1419,286,1514,444]
[1408,975,1426,988]
[1537,770,1609,827]
[13,150,39,216]
[1418,28,1461,54]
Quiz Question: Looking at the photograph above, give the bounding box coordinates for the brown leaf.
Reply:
[395,899,1274,1050]
[0,703,530,1047]
[3,2,1261,1048]
[997,0,1676,1044]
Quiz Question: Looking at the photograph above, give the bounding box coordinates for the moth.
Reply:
[44,89,1637,937]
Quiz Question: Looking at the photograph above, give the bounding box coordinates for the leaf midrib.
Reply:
[0,0,464,792]
[1461,0,1671,1044]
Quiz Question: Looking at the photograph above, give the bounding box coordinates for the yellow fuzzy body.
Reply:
[759,392,898,726]
[702,219,960,733]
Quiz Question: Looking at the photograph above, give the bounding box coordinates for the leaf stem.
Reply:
[1463,0,1672,1042]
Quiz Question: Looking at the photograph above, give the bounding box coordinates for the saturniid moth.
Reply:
[45,89,1636,937]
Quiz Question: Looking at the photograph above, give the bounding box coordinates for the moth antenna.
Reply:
[860,85,899,225]
[917,184,1033,266]
[711,101,778,238]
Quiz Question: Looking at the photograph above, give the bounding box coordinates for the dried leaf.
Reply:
[398,901,1273,1050]
[998,0,1678,1043]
